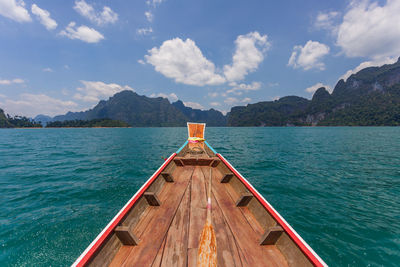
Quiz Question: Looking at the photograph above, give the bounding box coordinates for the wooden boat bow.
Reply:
[72,123,327,267]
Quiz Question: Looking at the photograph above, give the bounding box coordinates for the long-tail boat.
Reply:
[73,123,327,267]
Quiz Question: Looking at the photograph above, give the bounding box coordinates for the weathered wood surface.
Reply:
[107,162,290,267]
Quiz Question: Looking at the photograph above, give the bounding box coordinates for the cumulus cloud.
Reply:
[150,92,178,102]
[31,4,57,30]
[59,22,104,43]
[74,0,118,26]
[315,11,339,32]
[184,101,204,109]
[223,32,270,82]
[0,0,31,22]
[145,38,226,86]
[74,81,134,102]
[145,11,153,22]
[0,78,24,85]
[336,0,400,60]
[340,57,398,82]
[224,97,251,105]
[0,93,78,117]
[288,40,330,70]
[227,81,261,94]
[305,82,332,94]
[137,27,153,35]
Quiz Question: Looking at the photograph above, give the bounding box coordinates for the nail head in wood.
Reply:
[161,172,174,182]
[115,226,139,246]
[236,192,253,206]
[260,226,284,245]
[144,192,161,206]
[220,173,234,183]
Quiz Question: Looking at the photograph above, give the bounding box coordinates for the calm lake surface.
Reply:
[0,127,399,266]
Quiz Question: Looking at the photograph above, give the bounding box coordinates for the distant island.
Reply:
[46,119,130,128]
[0,109,42,128]
[0,109,130,128]
[2,57,400,128]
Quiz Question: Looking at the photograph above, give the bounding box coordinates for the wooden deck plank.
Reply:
[151,233,167,267]
[211,169,288,267]
[188,167,207,249]
[109,246,132,267]
[118,167,194,267]
[200,166,242,267]
[160,178,191,266]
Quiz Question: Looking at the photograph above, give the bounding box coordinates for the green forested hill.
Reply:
[46,119,130,128]
[0,108,42,128]
[227,57,400,126]
[52,91,226,127]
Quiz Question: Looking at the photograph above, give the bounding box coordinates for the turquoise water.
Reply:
[0,128,399,266]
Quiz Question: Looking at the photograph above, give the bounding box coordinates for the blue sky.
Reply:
[0,0,400,117]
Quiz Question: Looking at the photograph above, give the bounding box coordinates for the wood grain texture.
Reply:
[188,167,207,249]
[199,166,243,267]
[160,179,191,267]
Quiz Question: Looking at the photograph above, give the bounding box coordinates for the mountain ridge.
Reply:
[19,56,400,127]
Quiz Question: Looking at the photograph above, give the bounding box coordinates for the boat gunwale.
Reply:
[71,152,177,267]
[213,148,327,267]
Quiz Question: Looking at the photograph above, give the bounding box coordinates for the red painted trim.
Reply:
[74,153,176,267]
[217,153,325,267]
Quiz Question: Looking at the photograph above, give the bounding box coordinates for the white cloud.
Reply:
[0,78,24,85]
[145,38,226,86]
[0,93,78,117]
[137,27,153,35]
[146,0,164,7]
[315,11,339,32]
[336,0,400,60]
[59,22,104,43]
[74,81,134,102]
[137,59,146,65]
[305,82,332,94]
[145,11,153,22]
[340,57,397,82]
[42,67,53,72]
[288,40,330,70]
[31,4,57,30]
[210,102,220,106]
[272,96,280,101]
[224,97,251,105]
[74,0,118,26]
[227,81,261,94]
[0,0,31,23]
[223,32,270,82]
[150,92,178,102]
[184,101,204,109]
